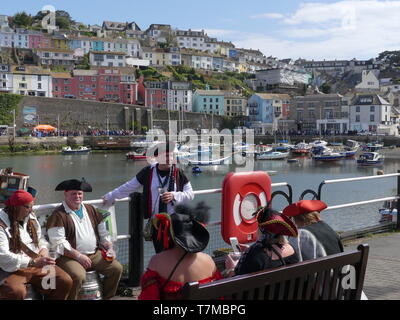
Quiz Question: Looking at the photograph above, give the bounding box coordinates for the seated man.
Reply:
[0,190,72,300]
[46,179,123,300]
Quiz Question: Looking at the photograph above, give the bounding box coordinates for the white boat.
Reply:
[309,139,328,148]
[356,152,384,166]
[255,144,273,155]
[130,139,155,148]
[344,140,360,151]
[62,146,91,155]
[257,151,290,160]
[313,150,345,161]
[291,141,312,155]
[340,140,360,158]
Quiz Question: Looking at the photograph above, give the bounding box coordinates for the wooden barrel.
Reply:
[77,271,103,300]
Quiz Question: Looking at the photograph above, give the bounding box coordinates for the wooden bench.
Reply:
[182,244,369,300]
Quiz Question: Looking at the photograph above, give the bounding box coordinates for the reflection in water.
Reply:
[0,153,399,233]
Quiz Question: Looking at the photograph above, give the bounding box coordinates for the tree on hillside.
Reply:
[320,83,331,94]
[11,12,33,28]
[33,9,74,29]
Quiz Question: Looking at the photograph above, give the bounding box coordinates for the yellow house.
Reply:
[51,36,69,50]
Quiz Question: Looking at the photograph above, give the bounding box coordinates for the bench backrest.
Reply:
[182,244,369,300]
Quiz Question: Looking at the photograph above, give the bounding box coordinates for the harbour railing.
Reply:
[32,172,400,287]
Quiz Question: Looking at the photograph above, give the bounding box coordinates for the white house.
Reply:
[0,64,13,93]
[11,65,52,97]
[89,51,127,67]
[35,48,76,71]
[175,29,207,51]
[355,70,380,92]
[349,94,392,132]
[167,81,192,112]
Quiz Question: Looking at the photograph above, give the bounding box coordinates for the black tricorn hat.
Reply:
[55,178,92,192]
[152,201,210,253]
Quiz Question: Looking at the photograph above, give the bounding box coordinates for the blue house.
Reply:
[91,40,104,51]
[247,93,273,124]
[212,57,223,71]
[192,89,225,116]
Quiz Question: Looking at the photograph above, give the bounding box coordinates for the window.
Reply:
[370,114,375,122]
[356,106,360,112]
[370,106,375,112]
[356,115,360,122]
[37,83,42,89]
[38,75,42,81]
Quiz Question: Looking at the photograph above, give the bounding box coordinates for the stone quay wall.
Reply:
[16,96,224,132]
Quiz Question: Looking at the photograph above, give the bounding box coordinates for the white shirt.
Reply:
[47,201,111,255]
[103,163,194,216]
[0,209,49,273]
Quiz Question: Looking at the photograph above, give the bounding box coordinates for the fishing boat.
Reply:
[356,152,384,166]
[0,168,31,206]
[339,140,360,158]
[62,146,91,155]
[257,151,290,160]
[312,146,345,162]
[291,141,312,155]
[362,142,383,152]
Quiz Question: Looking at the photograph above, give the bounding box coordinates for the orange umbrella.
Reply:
[33,124,57,131]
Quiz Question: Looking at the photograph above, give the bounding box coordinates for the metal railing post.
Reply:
[128,192,144,287]
[397,170,400,231]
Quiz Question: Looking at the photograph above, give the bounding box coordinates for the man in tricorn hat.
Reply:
[102,141,194,253]
[46,179,123,300]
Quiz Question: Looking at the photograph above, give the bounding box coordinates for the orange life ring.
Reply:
[221,171,272,244]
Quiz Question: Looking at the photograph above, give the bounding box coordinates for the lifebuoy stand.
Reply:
[221,171,271,244]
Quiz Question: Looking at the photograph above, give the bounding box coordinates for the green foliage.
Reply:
[12,12,33,28]
[0,93,22,125]
[320,83,331,94]
[76,53,90,70]
[50,65,68,72]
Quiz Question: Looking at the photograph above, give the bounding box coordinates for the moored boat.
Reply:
[356,152,384,166]
[126,145,152,160]
[291,141,312,155]
[62,146,91,155]
[312,146,345,161]
[0,168,31,205]
[257,151,290,160]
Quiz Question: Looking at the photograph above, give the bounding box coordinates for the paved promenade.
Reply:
[346,232,400,300]
[113,232,400,300]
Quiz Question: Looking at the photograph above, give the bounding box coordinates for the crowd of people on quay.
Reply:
[0,141,357,300]
[23,129,138,138]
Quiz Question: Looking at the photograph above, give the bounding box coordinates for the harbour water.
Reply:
[1,152,399,235]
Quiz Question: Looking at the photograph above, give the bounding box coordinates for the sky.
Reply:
[2,0,400,61]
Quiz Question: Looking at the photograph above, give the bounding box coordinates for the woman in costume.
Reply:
[0,190,72,300]
[138,201,222,300]
[225,207,299,276]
